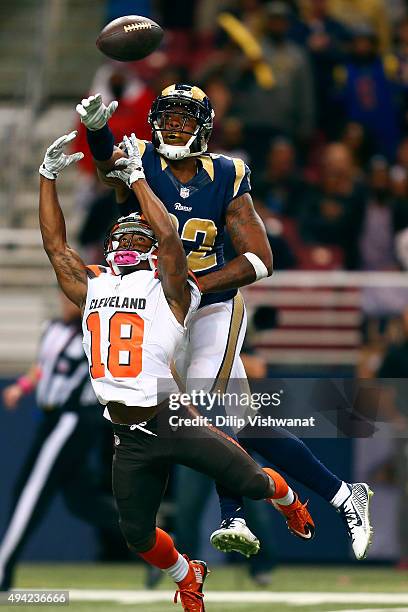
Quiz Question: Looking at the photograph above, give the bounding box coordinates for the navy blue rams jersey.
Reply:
[121,140,251,307]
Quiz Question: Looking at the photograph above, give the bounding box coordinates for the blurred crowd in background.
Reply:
[76,0,408,278]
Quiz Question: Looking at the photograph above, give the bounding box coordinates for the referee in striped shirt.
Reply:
[0,293,120,591]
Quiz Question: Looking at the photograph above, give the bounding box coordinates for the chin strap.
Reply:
[158,143,190,160]
[154,122,205,160]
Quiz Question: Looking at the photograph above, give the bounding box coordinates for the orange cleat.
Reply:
[262,468,315,539]
[174,556,209,611]
[270,493,315,540]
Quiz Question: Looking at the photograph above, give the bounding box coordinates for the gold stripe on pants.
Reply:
[211,292,245,394]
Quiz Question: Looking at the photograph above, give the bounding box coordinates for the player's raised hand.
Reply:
[39,131,84,180]
[2,384,23,410]
[107,133,145,187]
[76,93,118,131]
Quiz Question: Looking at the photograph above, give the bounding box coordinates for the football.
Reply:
[96,15,163,62]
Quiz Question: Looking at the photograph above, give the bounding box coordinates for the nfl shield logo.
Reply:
[180,187,190,199]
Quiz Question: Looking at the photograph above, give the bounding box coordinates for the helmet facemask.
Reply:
[104,215,158,275]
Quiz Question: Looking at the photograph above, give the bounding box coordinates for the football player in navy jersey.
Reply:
[76,84,373,561]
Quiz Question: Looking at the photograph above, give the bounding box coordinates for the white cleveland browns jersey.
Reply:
[82,265,200,412]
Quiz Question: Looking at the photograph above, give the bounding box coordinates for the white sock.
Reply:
[166,553,189,583]
[330,481,351,508]
[275,487,295,506]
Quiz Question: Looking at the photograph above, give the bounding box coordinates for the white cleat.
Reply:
[338,482,374,560]
[210,518,260,557]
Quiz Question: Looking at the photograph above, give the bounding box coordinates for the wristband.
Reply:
[86,124,115,161]
[243,252,269,280]
[17,376,35,395]
[127,167,145,187]
[39,164,57,180]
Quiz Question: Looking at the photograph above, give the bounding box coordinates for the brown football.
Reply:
[96,15,163,62]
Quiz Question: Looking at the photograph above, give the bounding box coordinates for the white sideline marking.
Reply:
[327,609,408,612]
[65,590,408,605]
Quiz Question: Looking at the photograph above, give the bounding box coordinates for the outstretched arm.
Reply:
[39,132,88,309]
[107,135,190,317]
[76,94,118,173]
[199,193,273,294]
[76,94,130,201]
[133,181,188,299]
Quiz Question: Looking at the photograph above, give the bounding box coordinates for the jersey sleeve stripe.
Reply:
[86,265,102,278]
[199,155,215,181]
[232,158,246,197]
[136,139,147,157]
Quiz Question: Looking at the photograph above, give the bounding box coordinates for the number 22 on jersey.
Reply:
[86,312,144,379]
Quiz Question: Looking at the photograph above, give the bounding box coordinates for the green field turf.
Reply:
[4,563,408,611]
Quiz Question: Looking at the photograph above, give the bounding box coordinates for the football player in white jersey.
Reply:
[38,131,315,611]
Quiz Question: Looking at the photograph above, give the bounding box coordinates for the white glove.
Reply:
[76,93,118,131]
[106,133,145,187]
[39,131,84,180]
